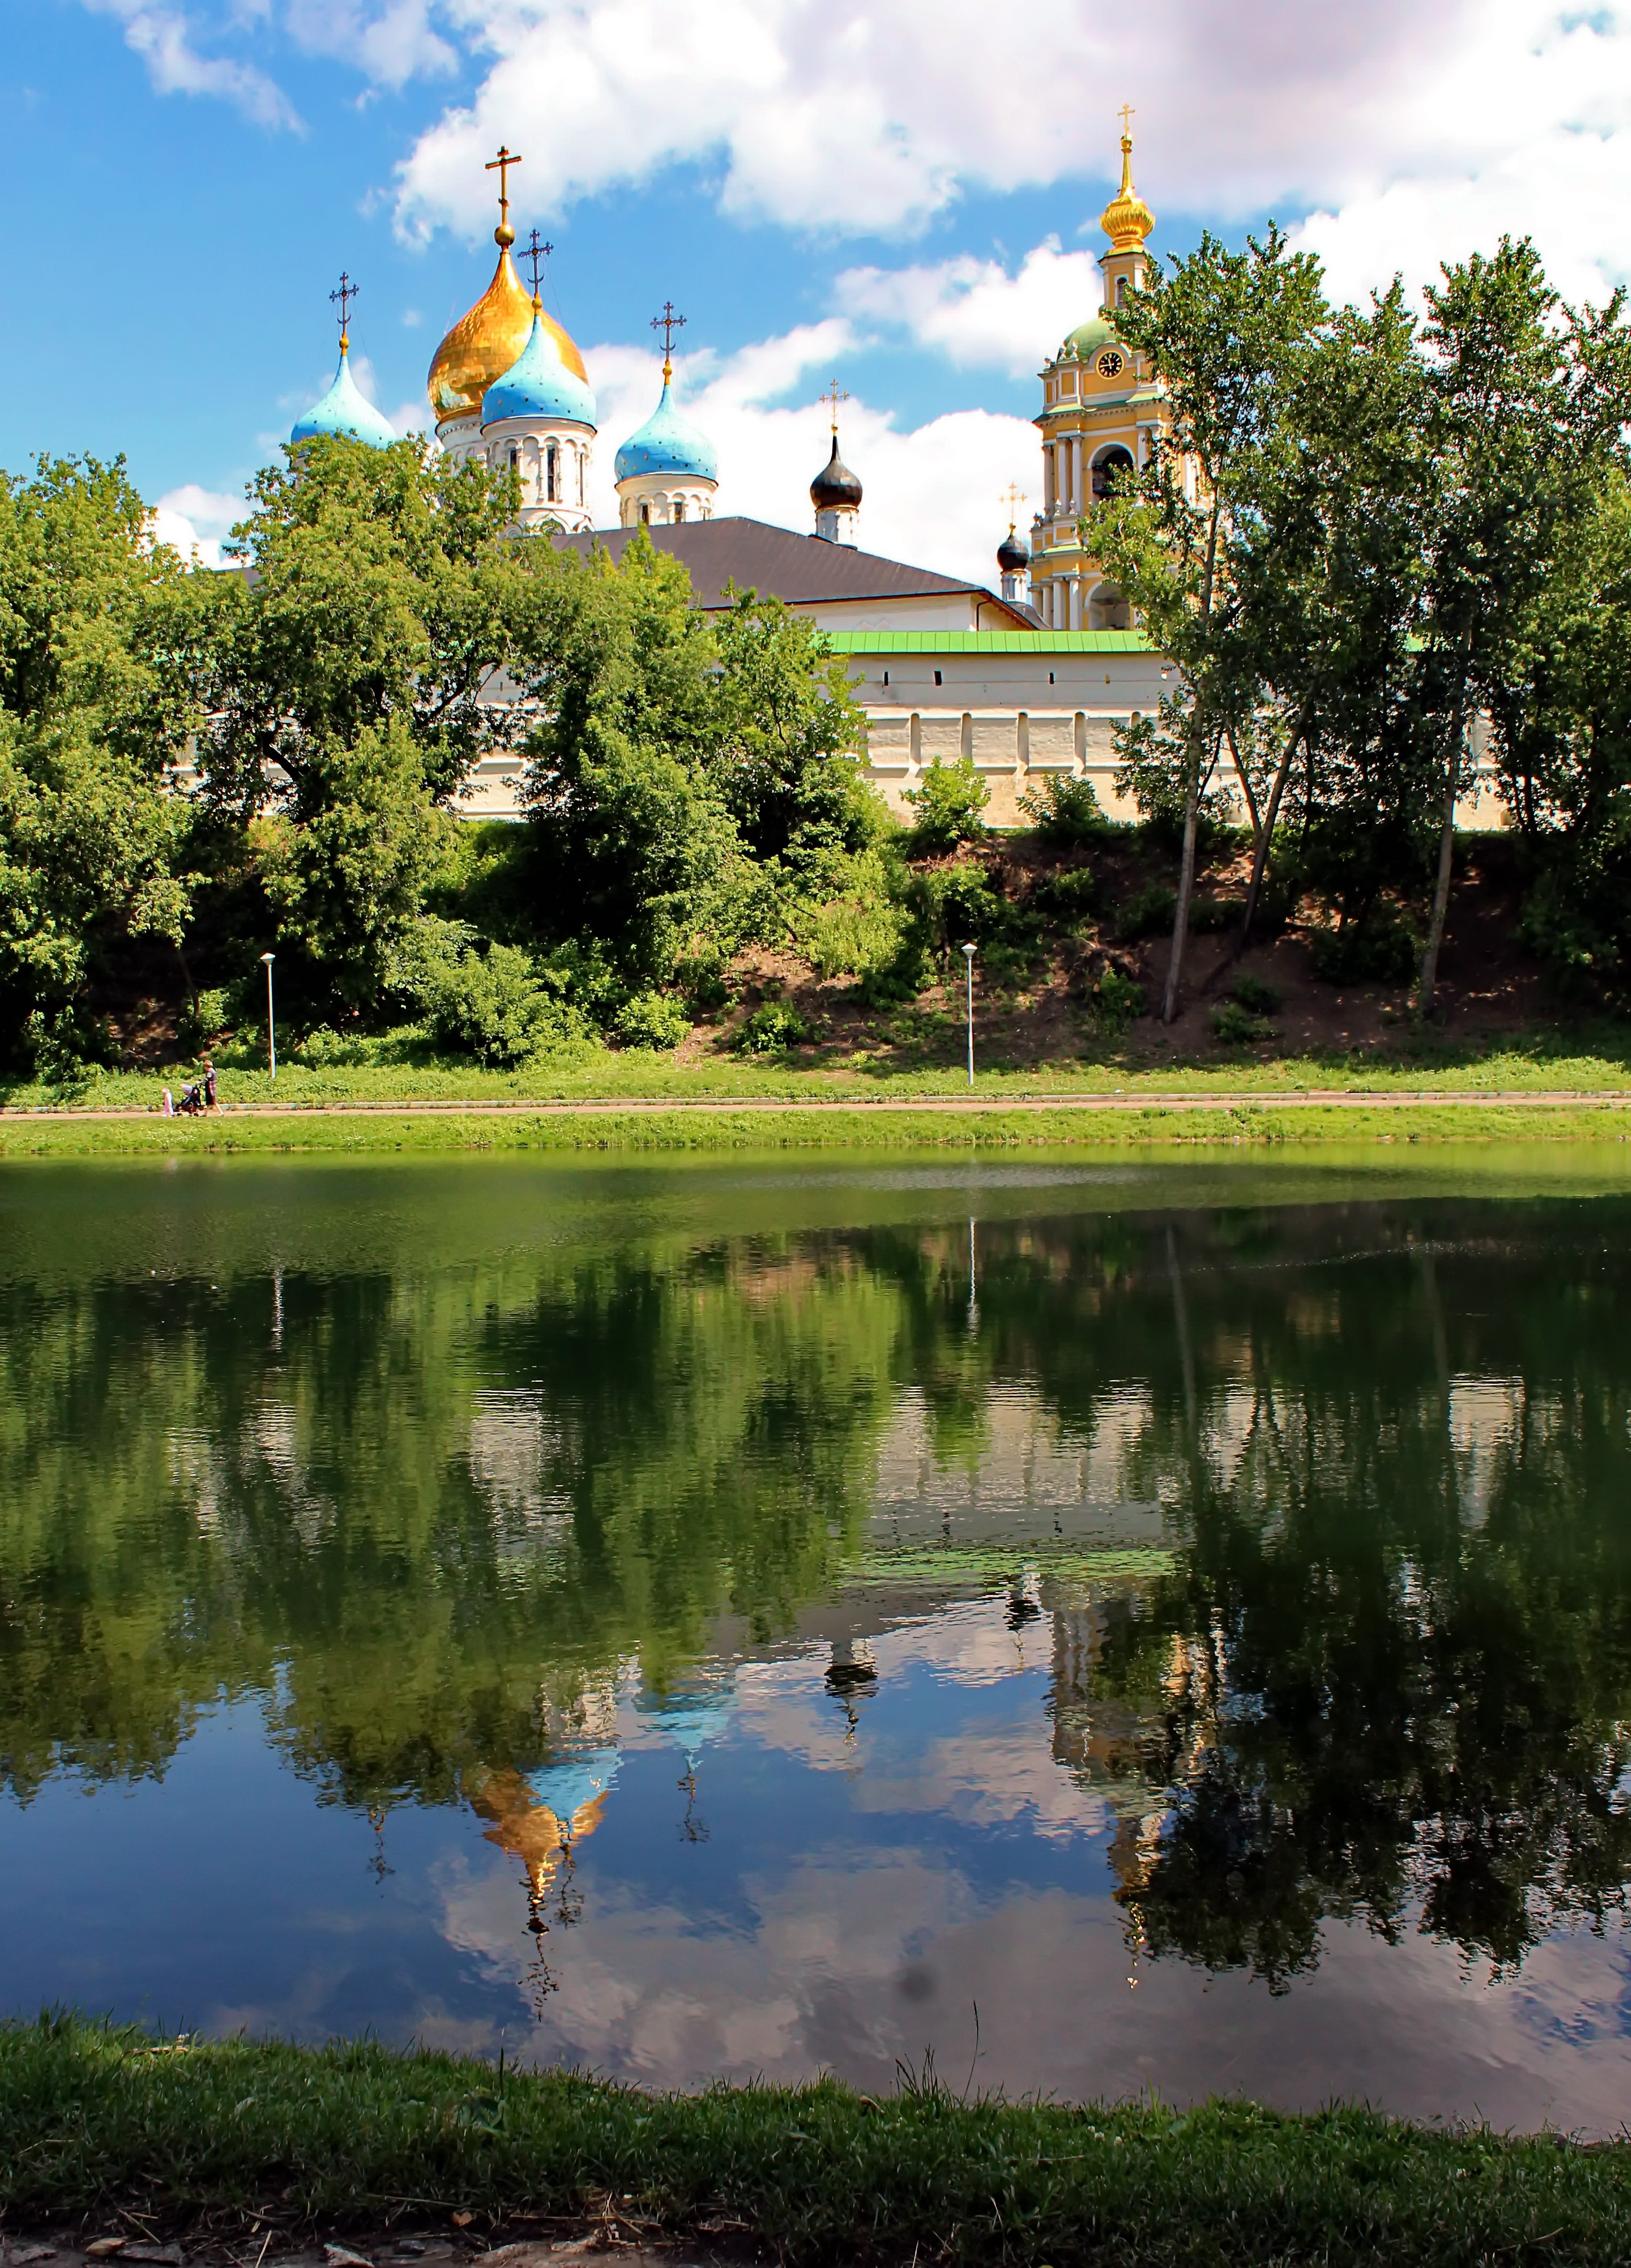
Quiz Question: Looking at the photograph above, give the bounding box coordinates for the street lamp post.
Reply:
[260,952,276,1083]
[962,942,977,1088]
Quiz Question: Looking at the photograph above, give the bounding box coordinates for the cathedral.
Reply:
[289,133,1182,827]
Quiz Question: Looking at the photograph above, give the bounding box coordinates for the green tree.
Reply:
[1088,230,1329,1020]
[0,456,201,1064]
[1407,240,1631,1012]
[194,435,528,1006]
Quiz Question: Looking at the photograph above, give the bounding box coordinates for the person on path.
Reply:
[161,1088,174,1116]
[202,1059,217,1112]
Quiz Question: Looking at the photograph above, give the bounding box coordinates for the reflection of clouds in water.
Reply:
[436,1834,1631,2127]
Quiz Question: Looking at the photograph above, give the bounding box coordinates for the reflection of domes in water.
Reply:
[526,1744,620,1827]
[810,434,862,511]
[637,1678,736,1770]
[428,247,588,424]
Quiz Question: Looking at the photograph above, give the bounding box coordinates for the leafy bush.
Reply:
[735,999,810,1054]
[1519,825,1631,1003]
[787,849,915,981]
[178,986,234,1054]
[1018,774,1114,847]
[904,757,989,854]
[1213,999,1274,1045]
[1029,865,1097,925]
[1083,963,1145,1034]
[1230,972,1282,1014]
[614,990,692,1050]
[1308,915,1418,987]
[1117,884,1176,940]
[392,920,570,1066]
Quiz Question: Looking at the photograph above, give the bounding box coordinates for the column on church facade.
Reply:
[1071,436,1084,516]
[1042,444,1055,515]
[1068,576,1082,631]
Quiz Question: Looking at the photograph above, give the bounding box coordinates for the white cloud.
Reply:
[151,483,244,566]
[83,2,301,129]
[581,318,1036,585]
[842,241,1104,379]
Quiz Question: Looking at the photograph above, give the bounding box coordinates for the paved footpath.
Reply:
[4,1087,1630,1121]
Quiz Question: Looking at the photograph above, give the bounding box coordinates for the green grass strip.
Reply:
[2,2017,1625,2265]
[4,1100,1631,1155]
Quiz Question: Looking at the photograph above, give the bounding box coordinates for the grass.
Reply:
[2,2017,1626,2266]
[4,1101,1631,1156]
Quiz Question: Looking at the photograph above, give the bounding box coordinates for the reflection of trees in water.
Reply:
[3,1193,1631,1987]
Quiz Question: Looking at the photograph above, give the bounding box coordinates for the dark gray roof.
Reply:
[559,515,1030,620]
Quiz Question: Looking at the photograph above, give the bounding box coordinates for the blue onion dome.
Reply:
[614,375,717,482]
[483,309,598,427]
[811,432,862,510]
[997,524,1030,575]
[291,344,397,450]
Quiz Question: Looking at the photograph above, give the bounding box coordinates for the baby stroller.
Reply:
[176,1080,207,1116]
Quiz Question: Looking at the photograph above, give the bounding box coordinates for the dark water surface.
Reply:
[5,1148,1631,2130]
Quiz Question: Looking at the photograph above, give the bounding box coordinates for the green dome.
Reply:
[1062,313,1118,360]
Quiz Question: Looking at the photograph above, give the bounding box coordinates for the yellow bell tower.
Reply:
[1029,117,1163,632]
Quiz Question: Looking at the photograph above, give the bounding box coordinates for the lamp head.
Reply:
[962,942,977,959]
[260,952,275,964]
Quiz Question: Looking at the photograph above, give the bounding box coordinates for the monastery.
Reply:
[288,137,1493,830]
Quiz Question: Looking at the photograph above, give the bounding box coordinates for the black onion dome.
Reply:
[811,433,862,510]
[997,525,1030,574]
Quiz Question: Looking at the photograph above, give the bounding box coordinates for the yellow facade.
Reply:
[1029,134,1166,632]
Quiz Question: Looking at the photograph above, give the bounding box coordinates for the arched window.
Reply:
[576,451,584,505]
[1115,277,1127,306]
[546,442,560,502]
[639,500,651,525]
[1087,582,1133,632]
[1091,444,1135,501]
[673,498,687,523]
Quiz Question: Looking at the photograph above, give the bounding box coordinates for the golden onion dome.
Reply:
[427,242,589,426]
[1100,132,1155,253]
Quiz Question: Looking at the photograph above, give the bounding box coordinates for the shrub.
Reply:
[1230,972,1282,1014]
[788,850,915,982]
[1212,999,1273,1045]
[904,757,989,853]
[393,920,570,1066]
[1188,893,1243,934]
[1018,774,1114,847]
[1029,865,1097,926]
[1084,963,1144,1035]
[1117,883,1176,940]
[177,986,234,1054]
[1308,915,1418,987]
[736,999,810,1054]
[614,990,692,1050]
[674,948,731,1015]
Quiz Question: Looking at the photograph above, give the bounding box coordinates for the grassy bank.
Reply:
[2,2019,1624,2267]
[2,1099,1631,1156]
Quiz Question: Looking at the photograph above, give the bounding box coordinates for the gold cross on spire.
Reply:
[1001,483,1026,533]
[330,271,358,350]
[486,145,522,248]
[822,378,849,434]
[1118,102,1135,141]
[651,300,686,380]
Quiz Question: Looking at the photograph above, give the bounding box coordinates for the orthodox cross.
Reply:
[821,378,849,434]
[523,230,553,300]
[330,271,358,346]
[1118,103,1135,139]
[1002,483,1026,530]
[651,301,686,377]
[486,145,522,242]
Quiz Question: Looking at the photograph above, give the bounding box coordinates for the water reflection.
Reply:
[2,1160,1631,2122]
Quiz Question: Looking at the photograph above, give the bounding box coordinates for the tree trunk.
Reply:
[1163,757,1202,1025]
[1238,707,1310,949]
[1416,645,1473,1017]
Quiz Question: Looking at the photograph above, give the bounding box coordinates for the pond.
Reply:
[3,1148,1631,2132]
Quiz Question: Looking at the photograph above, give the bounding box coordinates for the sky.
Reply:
[5,2,1631,583]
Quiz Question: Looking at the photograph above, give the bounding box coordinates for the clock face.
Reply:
[1096,349,1126,379]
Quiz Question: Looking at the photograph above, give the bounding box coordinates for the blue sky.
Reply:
[4,3,1629,580]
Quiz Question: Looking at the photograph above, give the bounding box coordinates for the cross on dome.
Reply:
[651,301,686,381]
[523,230,553,302]
[330,272,358,348]
[485,145,522,248]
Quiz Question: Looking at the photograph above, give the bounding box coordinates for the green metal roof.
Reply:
[824,629,1155,655]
